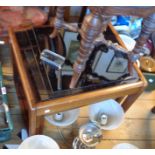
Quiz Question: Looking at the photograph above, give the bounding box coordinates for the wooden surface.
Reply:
[0,43,155,149]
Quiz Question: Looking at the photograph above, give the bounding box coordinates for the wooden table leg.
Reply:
[36,115,44,134]
[28,110,37,136]
[28,110,45,135]
[70,11,104,88]
[50,6,65,38]
[121,90,143,112]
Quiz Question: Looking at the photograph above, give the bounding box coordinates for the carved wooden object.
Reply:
[70,11,104,88]
[52,6,155,87]
[50,6,65,38]
[71,7,155,87]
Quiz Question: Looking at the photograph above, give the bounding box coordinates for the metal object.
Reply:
[78,123,102,148]
[140,56,155,72]
[97,114,108,126]
[53,112,64,121]
[40,49,65,90]
[88,99,125,130]
[72,137,91,149]
[45,108,79,127]
[72,122,103,149]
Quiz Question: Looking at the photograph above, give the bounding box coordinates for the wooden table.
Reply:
[9,7,150,136]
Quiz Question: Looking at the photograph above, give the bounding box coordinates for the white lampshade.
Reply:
[88,99,124,130]
[113,143,139,149]
[45,109,80,127]
[18,135,60,149]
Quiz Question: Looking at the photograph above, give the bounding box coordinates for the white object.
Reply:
[114,25,130,33]
[119,34,136,51]
[113,143,139,149]
[45,109,79,127]
[88,99,125,130]
[0,40,5,45]
[18,135,60,149]
[1,87,7,94]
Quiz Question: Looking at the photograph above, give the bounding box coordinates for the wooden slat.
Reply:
[36,82,144,116]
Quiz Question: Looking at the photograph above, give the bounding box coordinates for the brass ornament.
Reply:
[140,56,155,72]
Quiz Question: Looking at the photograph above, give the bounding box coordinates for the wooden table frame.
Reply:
[9,24,147,136]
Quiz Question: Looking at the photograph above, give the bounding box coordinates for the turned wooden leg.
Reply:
[132,13,155,59]
[122,14,155,111]
[50,6,65,38]
[70,11,104,88]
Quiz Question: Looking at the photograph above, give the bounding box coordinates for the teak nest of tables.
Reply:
[9,6,154,136]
